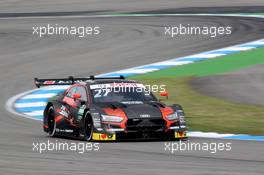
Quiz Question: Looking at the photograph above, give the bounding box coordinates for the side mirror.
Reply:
[160,91,169,100]
[73,93,81,100]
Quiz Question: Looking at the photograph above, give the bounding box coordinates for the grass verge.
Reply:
[243,13,264,16]
[132,47,264,135]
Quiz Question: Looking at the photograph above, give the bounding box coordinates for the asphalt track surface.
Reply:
[192,65,264,106]
[1,0,264,13]
[1,1,264,175]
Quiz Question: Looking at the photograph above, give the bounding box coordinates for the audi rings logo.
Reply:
[140,114,151,118]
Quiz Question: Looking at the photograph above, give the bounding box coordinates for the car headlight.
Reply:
[101,114,123,123]
[166,113,178,121]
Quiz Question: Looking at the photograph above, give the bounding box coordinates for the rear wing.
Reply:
[34,75,125,88]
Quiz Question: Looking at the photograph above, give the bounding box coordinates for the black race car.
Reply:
[35,76,187,141]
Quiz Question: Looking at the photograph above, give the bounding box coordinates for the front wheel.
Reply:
[84,112,94,141]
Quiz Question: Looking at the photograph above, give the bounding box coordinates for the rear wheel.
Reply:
[84,112,94,141]
[47,106,56,137]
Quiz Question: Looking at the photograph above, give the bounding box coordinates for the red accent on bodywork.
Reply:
[43,125,48,129]
[103,108,128,129]
[101,134,107,139]
[55,115,64,123]
[63,96,77,108]
[159,107,175,128]
[56,108,79,128]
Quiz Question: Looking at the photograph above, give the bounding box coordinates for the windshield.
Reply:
[90,84,157,104]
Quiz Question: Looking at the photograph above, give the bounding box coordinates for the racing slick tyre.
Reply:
[47,106,57,137]
[84,112,94,141]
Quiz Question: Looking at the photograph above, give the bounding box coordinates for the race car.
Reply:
[35,76,187,141]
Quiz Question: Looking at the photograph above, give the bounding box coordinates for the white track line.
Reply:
[6,88,43,121]
[23,110,44,116]
[188,131,235,138]
[185,53,226,58]
[150,61,193,66]
[218,47,255,51]
[14,102,47,108]
[113,68,159,74]
[21,93,56,99]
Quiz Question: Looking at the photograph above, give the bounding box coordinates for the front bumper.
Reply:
[92,130,188,141]
[92,117,187,141]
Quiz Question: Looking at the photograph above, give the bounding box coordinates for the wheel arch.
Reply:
[44,102,53,117]
[171,104,184,111]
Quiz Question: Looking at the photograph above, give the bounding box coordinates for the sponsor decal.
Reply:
[58,105,69,118]
[56,129,74,133]
[77,105,86,121]
[43,81,56,85]
[175,131,187,138]
[92,133,116,140]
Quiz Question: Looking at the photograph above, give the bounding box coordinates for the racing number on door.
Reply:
[94,89,111,98]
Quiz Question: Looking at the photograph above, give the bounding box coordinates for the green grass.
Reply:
[132,47,264,135]
[136,47,264,78]
[243,13,264,16]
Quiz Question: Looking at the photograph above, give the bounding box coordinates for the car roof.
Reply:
[89,79,139,85]
[74,79,140,87]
